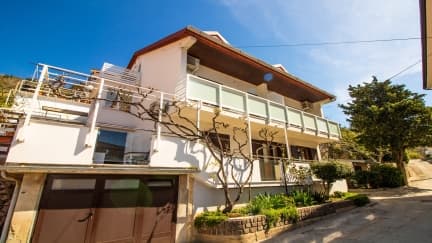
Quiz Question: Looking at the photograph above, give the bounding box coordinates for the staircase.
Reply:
[0,110,22,164]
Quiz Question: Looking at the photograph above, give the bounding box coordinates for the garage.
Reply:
[32,174,178,243]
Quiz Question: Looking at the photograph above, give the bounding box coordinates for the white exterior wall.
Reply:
[150,136,263,184]
[7,121,95,164]
[133,39,189,94]
[194,66,258,95]
[193,182,285,215]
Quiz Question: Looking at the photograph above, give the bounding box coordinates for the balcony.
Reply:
[178,74,341,139]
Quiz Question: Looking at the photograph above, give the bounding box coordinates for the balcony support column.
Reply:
[155,92,164,152]
[316,144,322,161]
[17,64,48,142]
[85,78,105,146]
[196,101,201,134]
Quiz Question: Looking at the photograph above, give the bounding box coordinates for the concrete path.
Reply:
[264,160,432,243]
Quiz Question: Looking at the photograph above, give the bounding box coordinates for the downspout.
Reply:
[0,171,20,243]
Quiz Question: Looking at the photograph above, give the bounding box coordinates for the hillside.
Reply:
[0,74,21,90]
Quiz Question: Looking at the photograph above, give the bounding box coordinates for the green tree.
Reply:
[339,77,432,184]
[320,127,376,161]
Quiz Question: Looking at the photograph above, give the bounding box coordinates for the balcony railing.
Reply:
[180,74,341,139]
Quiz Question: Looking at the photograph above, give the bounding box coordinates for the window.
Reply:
[207,133,230,152]
[252,141,286,181]
[104,88,132,112]
[94,130,127,164]
[290,145,317,161]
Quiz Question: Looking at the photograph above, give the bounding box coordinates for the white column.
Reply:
[85,78,105,146]
[155,92,164,152]
[17,65,48,142]
[316,144,322,161]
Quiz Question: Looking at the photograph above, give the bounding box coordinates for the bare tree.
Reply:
[47,79,265,212]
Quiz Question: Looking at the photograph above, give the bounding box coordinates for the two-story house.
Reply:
[1,26,341,242]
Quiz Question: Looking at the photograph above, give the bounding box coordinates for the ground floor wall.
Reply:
[193,179,349,216]
[4,172,194,243]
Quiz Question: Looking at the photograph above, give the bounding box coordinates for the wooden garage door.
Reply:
[32,175,178,243]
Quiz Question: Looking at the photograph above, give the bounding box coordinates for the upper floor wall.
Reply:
[129,37,325,117]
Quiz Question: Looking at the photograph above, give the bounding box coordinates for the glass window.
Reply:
[290,145,317,161]
[94,130,127,163]
[105,179,140,190]
[51,179,96,190]
[207,133,230,152]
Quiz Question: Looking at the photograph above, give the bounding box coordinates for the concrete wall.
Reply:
[193,181,286,215]
[7,174,46,243]
[7,121,95,164]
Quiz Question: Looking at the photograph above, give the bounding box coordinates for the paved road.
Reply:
[264,160,432,243]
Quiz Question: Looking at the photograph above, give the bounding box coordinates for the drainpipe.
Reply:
[0,171,20,243]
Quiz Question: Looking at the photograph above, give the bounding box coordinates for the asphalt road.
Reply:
[264,160,432,243]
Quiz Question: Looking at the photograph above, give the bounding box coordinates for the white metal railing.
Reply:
[183,74,341,139]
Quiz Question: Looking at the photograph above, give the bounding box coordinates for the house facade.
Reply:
[0,26,341,242]
[420,0,432,89]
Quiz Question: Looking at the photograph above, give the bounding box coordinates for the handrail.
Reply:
[184,73,341,138]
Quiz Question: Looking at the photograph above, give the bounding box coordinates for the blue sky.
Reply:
[1,0,429,126]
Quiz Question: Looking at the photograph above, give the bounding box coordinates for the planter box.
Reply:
[193,200,355,243]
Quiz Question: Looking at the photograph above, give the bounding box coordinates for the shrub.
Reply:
[261,208,280,229]
[247,193,295,214]
[312,191,328,204]
[345,194,370,206]
[311,162,351,196]
[332,191,344,198]
[262,206,299,230]
[194,210,228,229]
[369,164,404,188]
[290,190,313,207]
[279,207,299,223]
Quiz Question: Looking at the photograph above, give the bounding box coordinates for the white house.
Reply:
[0,26,341,242]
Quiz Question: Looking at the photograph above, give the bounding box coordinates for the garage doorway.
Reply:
[32,174,178,243]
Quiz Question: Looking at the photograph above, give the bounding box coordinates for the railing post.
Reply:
[85,78,105,146]
[197,100,202,134]
[300,111,305,132]
[245,94,253,158]
[326,120,330,138]
[313,116,319,135]
[266,100,271,124]
[218,85,222,109]
[17,64,48,142]
[184,75,189,102]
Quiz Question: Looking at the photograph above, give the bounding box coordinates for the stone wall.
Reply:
[194,200,355,243]
[0,179,15,233]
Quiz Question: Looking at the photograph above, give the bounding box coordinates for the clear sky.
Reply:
[1,0,429,126]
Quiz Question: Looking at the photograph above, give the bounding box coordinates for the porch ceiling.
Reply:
[188,41,330,103]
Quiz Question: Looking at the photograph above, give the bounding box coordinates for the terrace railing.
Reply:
[178,74,341,139]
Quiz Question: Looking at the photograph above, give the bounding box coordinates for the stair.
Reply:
[0,110,22,164]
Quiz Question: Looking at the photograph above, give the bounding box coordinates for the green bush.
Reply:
[345,194,370,206]
[370,164,404,188]
[262,207,299,230]
[247,193,295,214]
[353,164,404,188]
[261,208,280,229]
[311,162,352,196]
[332,191,344,198]
[194,210,228,229]
[279,207,299,223]
[290,190,313,207]
[312,191,328,204]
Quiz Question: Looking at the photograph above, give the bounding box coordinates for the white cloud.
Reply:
[219,0,425,126]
